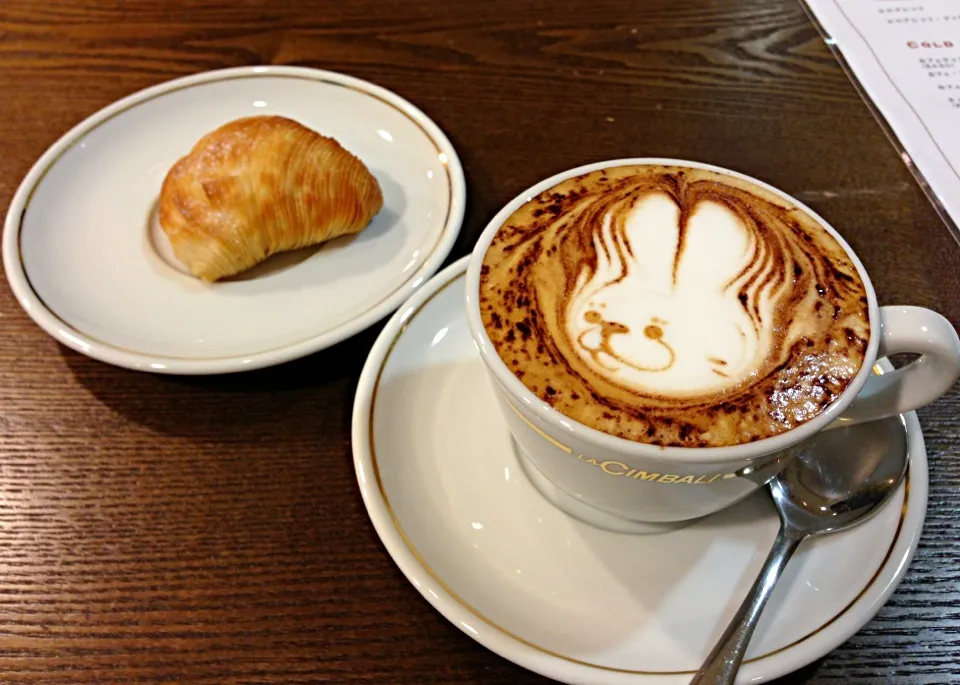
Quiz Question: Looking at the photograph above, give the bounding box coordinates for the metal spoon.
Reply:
[690,416,909,685]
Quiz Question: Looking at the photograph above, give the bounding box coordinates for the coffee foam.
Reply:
[479,165,870,448]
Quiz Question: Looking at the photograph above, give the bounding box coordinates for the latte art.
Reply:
[565,193,783,398]
[479,165,870,448]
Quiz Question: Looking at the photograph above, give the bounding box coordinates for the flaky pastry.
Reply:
[159,115,383,281]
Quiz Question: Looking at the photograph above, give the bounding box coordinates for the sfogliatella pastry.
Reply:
[159,115,383,281]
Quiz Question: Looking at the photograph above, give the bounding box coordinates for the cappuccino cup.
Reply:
[465,159,960,529]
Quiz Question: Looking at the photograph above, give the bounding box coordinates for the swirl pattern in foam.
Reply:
[479,165,870,448]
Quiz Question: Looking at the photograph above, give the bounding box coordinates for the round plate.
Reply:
[352,255,927,685]
[3,65,466,374]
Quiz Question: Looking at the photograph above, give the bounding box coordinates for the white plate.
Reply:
[2,66,465,374]
[352,255,927,685]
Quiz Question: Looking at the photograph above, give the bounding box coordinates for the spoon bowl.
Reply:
[773,416,909,536]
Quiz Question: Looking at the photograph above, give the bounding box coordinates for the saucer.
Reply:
[352,255,927,685]
[3,66,465,374]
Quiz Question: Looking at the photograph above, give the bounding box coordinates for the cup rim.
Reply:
[465,157,881,465]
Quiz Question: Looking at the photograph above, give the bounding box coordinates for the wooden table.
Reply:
[2,1,959,682]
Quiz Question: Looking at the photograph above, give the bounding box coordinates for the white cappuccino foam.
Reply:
[565,194,780,397]
[481,164,870,446]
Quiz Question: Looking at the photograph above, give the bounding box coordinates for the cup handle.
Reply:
[838,305,960,425]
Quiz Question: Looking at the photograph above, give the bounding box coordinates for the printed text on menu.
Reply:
[804,0,960,239]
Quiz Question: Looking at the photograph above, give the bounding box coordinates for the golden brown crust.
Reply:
[159,115,383,281]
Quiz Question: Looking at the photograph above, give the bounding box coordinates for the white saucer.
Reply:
[2,66,465,374]
[352,255,927,685]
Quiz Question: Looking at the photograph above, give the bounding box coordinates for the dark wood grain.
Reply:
[2,0,960,682]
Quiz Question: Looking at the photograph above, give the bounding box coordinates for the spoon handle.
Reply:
[690,527,803,685]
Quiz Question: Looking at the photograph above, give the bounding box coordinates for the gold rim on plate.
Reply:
[15,69,455,362]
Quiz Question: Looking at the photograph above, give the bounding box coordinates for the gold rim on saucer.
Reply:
[366,268,910,676]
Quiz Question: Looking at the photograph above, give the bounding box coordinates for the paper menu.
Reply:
[802,0,960,243]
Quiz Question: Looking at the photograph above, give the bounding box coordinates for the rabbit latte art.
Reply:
[479,165,870,448]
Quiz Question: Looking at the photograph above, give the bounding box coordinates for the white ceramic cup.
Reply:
[465,159,960,531]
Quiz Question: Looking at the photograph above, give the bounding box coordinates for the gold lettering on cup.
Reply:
[600,461,629,476]
[498,389,739,486]
[577,453,735,484]
[694,474,723,484]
